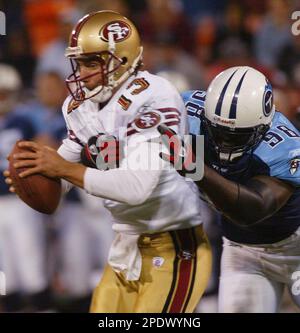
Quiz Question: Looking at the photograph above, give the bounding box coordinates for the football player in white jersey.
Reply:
[4,11,211,313]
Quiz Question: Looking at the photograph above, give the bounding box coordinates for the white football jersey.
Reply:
[58,70,204,234]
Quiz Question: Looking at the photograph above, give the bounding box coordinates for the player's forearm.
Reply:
[83,167,160,205]
[196,165,277,226]
[57,141,84,193]
[60,161,86,189]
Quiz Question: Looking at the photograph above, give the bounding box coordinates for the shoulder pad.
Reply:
[182,90,206,118]
[254,112,300,186]
[182,90,206,136]
[66,96,84,114]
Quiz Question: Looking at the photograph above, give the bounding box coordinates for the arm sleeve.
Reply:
[83,139,167,205]
[57,137,82,162]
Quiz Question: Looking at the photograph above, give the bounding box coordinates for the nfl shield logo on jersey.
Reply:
[152,257,165,268]
[290,158,300,175]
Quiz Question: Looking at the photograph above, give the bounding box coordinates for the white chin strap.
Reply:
[84,85,113,103]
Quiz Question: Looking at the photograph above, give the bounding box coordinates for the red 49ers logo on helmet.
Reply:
[134,112,161,129]
[100,20,131,42]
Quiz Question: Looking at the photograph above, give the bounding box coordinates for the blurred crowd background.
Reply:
[0,0,300,313]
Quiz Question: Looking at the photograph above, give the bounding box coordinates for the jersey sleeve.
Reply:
[56,97,84,194]
[58,96,84,161]
[84,139,168,205]
[57,139,82,163]
[254,112,300,187]
[56,140,82,195]
[268,157,300,186]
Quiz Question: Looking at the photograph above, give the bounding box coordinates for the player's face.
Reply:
[75,59,104,91]
[212,129,252,150]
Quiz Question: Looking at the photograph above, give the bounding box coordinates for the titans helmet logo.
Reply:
[263,80,273,117]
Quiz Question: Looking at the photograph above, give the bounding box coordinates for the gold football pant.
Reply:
[90,225,212,313]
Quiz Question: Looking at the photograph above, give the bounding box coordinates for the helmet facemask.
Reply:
[66,51,125,103]
[201,115,269,167]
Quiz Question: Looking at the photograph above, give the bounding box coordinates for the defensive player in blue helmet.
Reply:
[160,66,300,312]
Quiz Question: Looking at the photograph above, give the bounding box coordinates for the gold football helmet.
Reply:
[65,10,143,102]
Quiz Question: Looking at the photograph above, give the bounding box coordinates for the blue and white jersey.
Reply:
[0,112,37,196]
[183,90,300,244]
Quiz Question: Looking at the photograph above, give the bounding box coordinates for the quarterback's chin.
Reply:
[84,84,96,91]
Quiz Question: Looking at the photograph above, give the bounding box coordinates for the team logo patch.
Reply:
[152,257,164,268]
[263,80,273,117]
[100,20,131,42]
[134,111,161,129]
[290,158,300,175]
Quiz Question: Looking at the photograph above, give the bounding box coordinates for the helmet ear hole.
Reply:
[121,57,128,65]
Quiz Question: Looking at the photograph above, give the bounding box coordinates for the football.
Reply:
[8,141,62,214]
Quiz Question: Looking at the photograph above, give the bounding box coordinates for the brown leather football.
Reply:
[8,141,61,214]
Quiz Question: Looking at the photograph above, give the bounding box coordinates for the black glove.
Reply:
[158,124,196,177]
[81,133,122,170]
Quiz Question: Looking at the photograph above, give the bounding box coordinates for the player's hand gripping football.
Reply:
[3,170,15,193]
[4,141,69,190]
[158,124,196,177]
